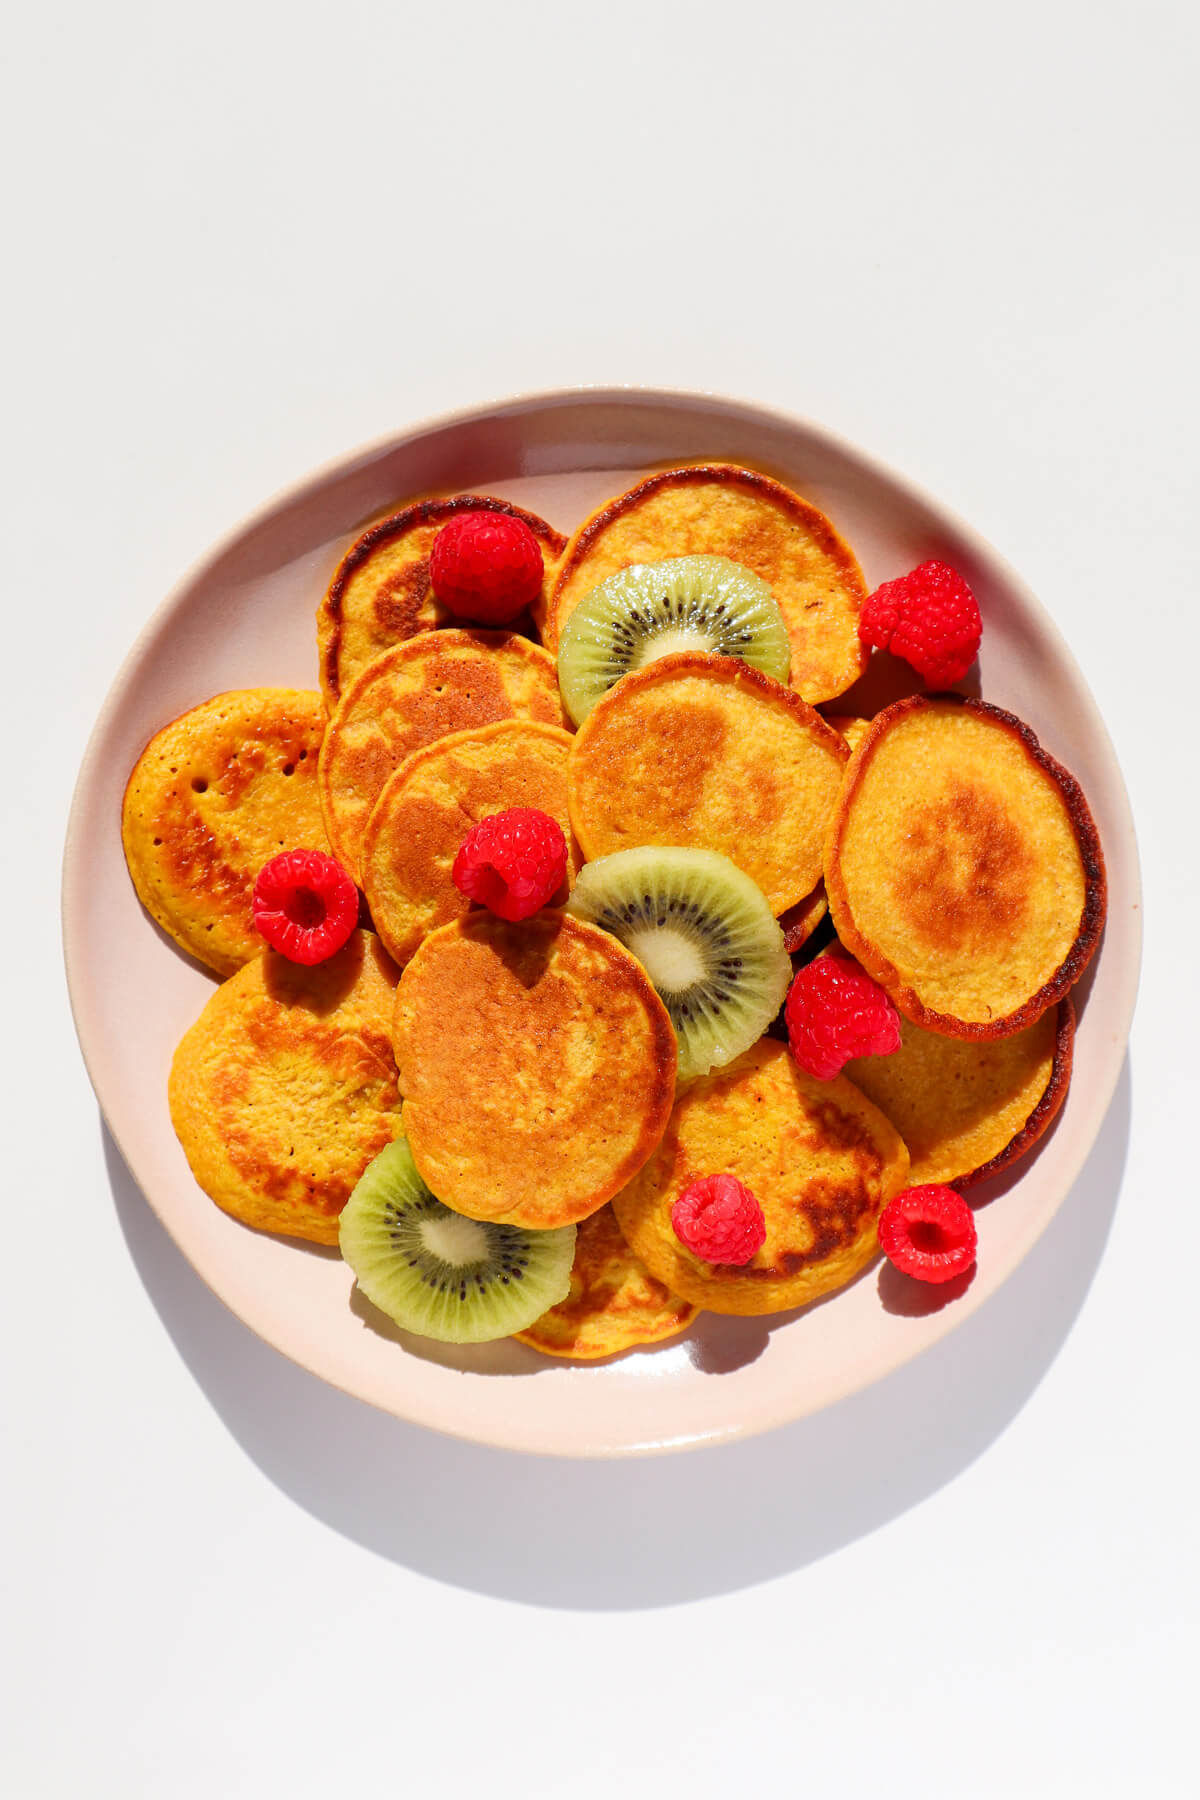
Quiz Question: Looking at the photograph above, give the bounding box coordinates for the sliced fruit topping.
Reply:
[338,1135,576,1342]
[429,510,544,625]
[452,806,568,921]
[858,560,981,687]
[784,949,901,1080]
[556,554,791,726]
[878,1185,977,1283]
[252,848,359,965]
[670,1173,766,1266]
[565,845,790,1081]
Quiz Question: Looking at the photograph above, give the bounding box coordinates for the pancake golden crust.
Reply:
[168,931,401,1245]
[392,911,677,1229]
[318,629,568,883]
[823,713,872,755]
[547,464,869,702]
[514,1205,697,1359]
[825,695,1106,1038]
[317,495,567,707]
[779,881,830,954]
[612,1039,909,1315]
[360,720,581,968]
[845,996,1074,1190]
[568,652,848,914]
[122,689,330,977]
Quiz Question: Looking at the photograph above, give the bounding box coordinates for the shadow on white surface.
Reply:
[105,1059,1130,1609]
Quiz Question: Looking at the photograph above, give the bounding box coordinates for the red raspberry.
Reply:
[878,1185,977,1283]
[671,1174,766,1266]
[452,807,567,922]
[429,511,544,625]
[785,952,901,1080]
[252,849,359,965]
[858,559,982,686]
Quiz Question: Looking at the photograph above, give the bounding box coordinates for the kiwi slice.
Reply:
[339,1135,576,1343]
[556,555,791,726]
[565,846,791,1080]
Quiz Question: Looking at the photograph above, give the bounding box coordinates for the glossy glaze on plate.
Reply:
[62,390,1141,1457]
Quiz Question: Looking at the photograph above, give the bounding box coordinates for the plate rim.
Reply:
[62,384,1143,1457]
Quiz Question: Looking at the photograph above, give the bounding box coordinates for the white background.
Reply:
[4,2,1198,1795]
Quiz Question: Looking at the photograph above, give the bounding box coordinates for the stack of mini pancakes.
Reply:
[124,465,1105,1359]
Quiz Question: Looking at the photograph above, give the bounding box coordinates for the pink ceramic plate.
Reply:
[63,389,1141,1457]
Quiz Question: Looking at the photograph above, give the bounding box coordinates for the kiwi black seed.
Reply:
[556,554,791,725]
[565,846,791,1081]
[339,1135,576,1343]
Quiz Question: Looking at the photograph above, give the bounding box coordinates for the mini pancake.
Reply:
[612,1038,909,1315]
[779,881,830,954]
[392,911,677,1229]
[546,464,869,703]
[844,997,1074,1189]
[568,652,848,914]
[317,495,567,708]
[318,630,568,883]
[824,713,872,755]
[122,689,330,977]
[825,696,1106,1037]
[360,720,581,968]
[514,1205,697,1359]
[168,930,400,1245]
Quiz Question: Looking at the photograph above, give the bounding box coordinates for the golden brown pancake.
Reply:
[824,713,872,754]
[825,696,1106,1037]
[317,495,567,708]
[514,1205,697,1359]
[779,881,830,954]
[546,464,869,702]
[122,689,330,977]
[317,630,568,883]
[845,997,1074,1188]
[568,652,848,914]
[168,930,400,1245]
[360,720,581,968]
[392,911,677,1229]
[612,1039,909,1315]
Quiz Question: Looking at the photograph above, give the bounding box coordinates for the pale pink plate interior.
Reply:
[63,389,1141,1457]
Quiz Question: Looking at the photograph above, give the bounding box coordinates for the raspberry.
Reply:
[252,849,359,965]
[429,511,544,625]
[785,952,901,1081]
[878,1185,977,1283]
[671,1174,766,1266]
[452,807,567,922]
[858,559,982,686]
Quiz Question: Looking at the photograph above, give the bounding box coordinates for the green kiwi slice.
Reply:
[339,1135,576,1343]
[556,554,792,725]
[565,846,791,1081]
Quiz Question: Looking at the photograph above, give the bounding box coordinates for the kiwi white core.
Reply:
[635,626,716,667]
[626,925,707,991]
[419,1212,492,1265]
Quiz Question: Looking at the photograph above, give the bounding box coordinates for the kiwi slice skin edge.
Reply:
[339,1136,576,1344]
[565,845,791,1082]
[556,555,791,726]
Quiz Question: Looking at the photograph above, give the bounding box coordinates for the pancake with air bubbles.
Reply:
[568,651,848,915]
[318,630,567,883]
[612,1038,909,1315]
[392,911,677,1229]
[317,495,566,708]
[360,720,580,968]
[169,930,400,1245]
[546,464,869,703]
[825,695,1106,1037]
[845,996,1074,1189]
[122,689,330,977]
[514,1205,697,1359]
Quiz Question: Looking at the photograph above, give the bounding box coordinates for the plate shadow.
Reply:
[106,1057,1130,1610]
